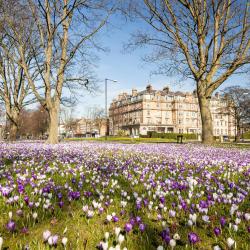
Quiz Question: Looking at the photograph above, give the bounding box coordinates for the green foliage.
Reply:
[243,131,250,139]
[144,131,197,140]
[117,130,127,137]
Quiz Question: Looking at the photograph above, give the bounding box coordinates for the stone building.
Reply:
[109,85,235,137]
[74,118,107,137]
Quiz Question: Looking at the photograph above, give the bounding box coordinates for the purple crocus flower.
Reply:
[143,199,149,206]
[24,195,29,204]
[135,216,141,224]
[220,217,226,227]
[160,228,170,241]
[52,235,59,245]
[159,197,165,204]
[21,227,29,234]
[139,223,146,232]
[188,232,200,244]
[57,193,63,200]
[58,201,64,208]
[16,209,23,217]
[214,227,221,236]
[18,184,25,194]
[120,210,125,216]
[113,216,119,222]
[6,220,16,232]
[124,223,133,232]
[129,217,136,226]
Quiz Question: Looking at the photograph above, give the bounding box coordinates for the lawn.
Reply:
[0,142,249,250]
[65,136,177,144]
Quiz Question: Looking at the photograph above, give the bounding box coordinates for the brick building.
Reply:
[109,85,235,137]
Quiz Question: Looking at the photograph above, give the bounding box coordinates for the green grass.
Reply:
[65,136,179,144]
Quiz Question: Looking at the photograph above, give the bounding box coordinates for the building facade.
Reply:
[109,85,235,137]
[74,118,107,137]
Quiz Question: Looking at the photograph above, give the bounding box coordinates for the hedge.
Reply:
[141,131,197,140]
[243,131,250,139]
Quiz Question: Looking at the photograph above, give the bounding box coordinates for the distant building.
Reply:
[74,118,107,137]
[58,123,66,136]
[109,85,235,136]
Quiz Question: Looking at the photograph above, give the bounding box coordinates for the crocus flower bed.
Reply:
[0,142,249,249]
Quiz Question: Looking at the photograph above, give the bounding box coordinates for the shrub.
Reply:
[117,130,127,137]
[142,132,197,140]
[243,131,250,139]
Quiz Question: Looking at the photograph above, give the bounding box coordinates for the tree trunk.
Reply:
[235,120,241,142]
[9,121,18,141]
[47,107,59,144]
[199,96,214,144]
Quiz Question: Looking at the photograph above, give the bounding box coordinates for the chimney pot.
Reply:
[163,86,170,94]
[132,89,137,96]
[146,84,153,92]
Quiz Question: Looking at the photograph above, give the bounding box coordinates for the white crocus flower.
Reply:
[227,238,235,249]
[213,245,221,250]
[104,232,110,241]
[118,234,125,244]
[62,237,68,247]
[157,246,164,250]
[169,239,176,249]
[0,237,3,250]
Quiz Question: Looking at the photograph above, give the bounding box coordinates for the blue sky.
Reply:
[74,14,249,118]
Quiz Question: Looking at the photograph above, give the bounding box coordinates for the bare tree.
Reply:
[221,86,250,142]
[1,0,116,143]
[0,52,29,140]
[19,105,49,138]
[0,105,5,139]
[0,0,36,140]
[125,0,250,143]
[60,106,77,135]
[91,106,106,135]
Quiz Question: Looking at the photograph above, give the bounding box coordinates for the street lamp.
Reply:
[105,78,117,140]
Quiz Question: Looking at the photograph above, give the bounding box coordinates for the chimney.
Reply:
[118,94,123,100]
[146,84,153,92]
[163,86,170,94]
[132,89,137,96]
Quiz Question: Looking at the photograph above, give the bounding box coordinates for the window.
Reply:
[147,110,150,115]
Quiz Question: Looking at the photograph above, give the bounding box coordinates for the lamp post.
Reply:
[105,78,117,140]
